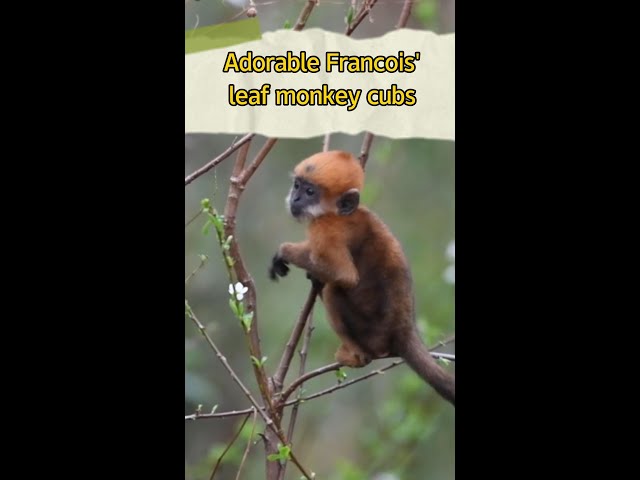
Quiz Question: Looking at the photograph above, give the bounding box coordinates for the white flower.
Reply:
[229,282,248,301]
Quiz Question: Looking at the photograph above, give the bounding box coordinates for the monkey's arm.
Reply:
[271,241,358,289]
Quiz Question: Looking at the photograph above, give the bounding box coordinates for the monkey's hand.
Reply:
[269,252,290,280]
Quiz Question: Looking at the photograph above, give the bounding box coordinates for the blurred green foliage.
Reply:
[185,133,454,480]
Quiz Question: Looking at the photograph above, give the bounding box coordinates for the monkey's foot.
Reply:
[335,344,371,368]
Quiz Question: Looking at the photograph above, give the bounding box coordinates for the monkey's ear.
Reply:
[337,188,360,216]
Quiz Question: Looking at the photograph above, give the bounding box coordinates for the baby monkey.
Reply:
[269,151,455,406]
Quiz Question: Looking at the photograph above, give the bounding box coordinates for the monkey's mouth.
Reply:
[290,205,305,219]
[290,206,311,222]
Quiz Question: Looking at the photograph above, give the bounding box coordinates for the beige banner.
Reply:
[185,28,454,140]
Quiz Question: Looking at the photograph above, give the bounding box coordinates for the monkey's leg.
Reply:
[323,288,371,368]
[335,343,371,368]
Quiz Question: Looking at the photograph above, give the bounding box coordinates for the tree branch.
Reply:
[273,286,320,389]
[359,132,375,168]
[280,362,341,404]
[291,353,454,406]
[185,302,275,428]
[293,0,319,31]
[356,0,413,170]
[346,0,379,36]
[223,141,275,417]
[185,302,313,480]
[235,408,258,480]
[322,133,331,152]
[280,310,315,480]
[186,407,256,421]
[210,412,252,480]
[185,337,455,421]
[185,133,254,186]
[396,0,415,29]
[237,138,278,186]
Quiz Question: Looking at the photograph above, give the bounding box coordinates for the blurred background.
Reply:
[185,2,454,479]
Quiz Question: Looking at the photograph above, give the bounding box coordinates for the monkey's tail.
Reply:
[400,333,455,406]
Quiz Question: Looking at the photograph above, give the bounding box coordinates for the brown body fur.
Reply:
[272,151,455,406]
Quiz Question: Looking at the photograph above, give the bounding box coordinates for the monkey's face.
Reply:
[286,176,323,221]
[286,151,364,221]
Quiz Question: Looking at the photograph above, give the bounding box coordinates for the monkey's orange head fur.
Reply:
[294,150,364,199]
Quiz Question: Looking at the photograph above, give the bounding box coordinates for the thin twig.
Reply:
[185,302,313,480]
[284,351,455,406]
[185,209,203,228]
[185,255,208,284]
[237,138,278,185]
[359,132,375,168]
[185,133,254,186]
[396,0,415,29]
[295,359,405,403]
[185,337,455,421]
[273,287,319,389]
[322,133,331,152]
[346,1,380,169]
[186,408,256,421]
[279,311,316,480]
[346,0,379,36]
[235,408,258,480]
[286,310,315,441]
[185,302,275,428]
[293,0,319,31]
[210,412,252,480]
[280,351,455,405]
[280,362,341,403]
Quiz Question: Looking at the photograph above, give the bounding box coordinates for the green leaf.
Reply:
[335,368,348,383]
[283,19,291,29]
[211,213,225,238]
[242,311,253,332]
[200,198,211,210]
[223,235,233,251]
[201,219,213,235]
[345,6,354,25]
[267,443,292,462]
[279,444,291,460]
[229,298,240,317]
[250,355,266,367]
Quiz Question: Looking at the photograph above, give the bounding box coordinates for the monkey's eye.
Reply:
[306,187,314,196]
[294,182,299,189]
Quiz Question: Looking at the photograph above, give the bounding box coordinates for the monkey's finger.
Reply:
[274,261,289,277]
[269,255,289,279]
[268,266,278,281]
